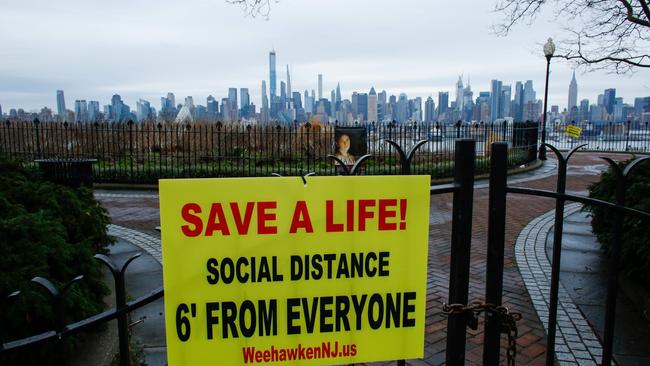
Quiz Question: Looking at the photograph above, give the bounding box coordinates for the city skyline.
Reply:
[1,0,649,112]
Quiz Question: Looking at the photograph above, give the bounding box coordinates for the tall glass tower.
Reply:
[269,50,277,99]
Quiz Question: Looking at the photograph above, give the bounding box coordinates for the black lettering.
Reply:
[336,253,349,279]
[323,254,336,279]
[290,256,302,281]
[259,299,277,336]
[378,251,390,276]
[368,294,384,329]
[206,258,219,284]
[351,294,367,330]
[310,254,323,280]
[287,298,300,334]
[335,296,351,331]
[385,292,401,328]
[365,252,377,277]
[258,257,271,282]
[239,300,256,338]
[222,301,239,338]
[221,258,234,284]
[319,296,333,332]
[206,302,220,339]
[236,257,249,283]
[403,292,417,327]
[350,253,363,278]
[302,297,319,333]
[272,256,283,281]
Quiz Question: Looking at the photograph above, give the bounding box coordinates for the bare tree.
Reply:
[494,0,650,73]
[227,0,274,18]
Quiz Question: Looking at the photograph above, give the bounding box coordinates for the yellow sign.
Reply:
[566,125,582,138]
[159,176,430,365]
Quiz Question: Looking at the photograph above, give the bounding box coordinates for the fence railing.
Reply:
[0,120,538,183]
[544,120,650,152]
[2,140,649,366]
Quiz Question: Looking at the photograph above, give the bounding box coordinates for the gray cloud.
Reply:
[0,0,648,112]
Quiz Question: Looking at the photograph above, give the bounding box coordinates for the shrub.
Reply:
[0,159,112,365]
[586,158,650,289]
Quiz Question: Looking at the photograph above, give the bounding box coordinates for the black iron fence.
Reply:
[1,140,649,365]
[0,120,538,183]
[544,120,650,152]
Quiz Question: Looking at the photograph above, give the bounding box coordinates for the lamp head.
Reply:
[544,38,556,58]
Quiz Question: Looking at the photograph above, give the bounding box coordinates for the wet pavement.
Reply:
[108,238,166,366]
[548,210,650,365]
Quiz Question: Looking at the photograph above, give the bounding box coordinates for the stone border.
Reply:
[107,224,162,264]
[515,203,603,365]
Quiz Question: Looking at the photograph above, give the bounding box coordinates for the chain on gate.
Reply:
[442,301,522,366]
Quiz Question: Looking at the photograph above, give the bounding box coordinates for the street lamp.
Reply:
[540,38,555,160]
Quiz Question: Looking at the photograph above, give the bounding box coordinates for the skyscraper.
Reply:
[514,82,524,121]
[74,100,87,122]
[425,97,435,123]
[438,92,449,116]
[88,101,100,122]
[368,87,378,122]
[286,65,292,108]
[56,90,66,120]
[455,76,464,111]
[490,80,502,122]
[318,74,323,100]
[568,71,578,111]
[397,94,409,123]
[207,95,218,121]
[500,84,512,118]
[335,83,341,103]
[261,80,269,123]
[238,88,249,118]
[604,88,616,114]
[136,99,152,122]
[269,50,277,99]
[523,80,536,104]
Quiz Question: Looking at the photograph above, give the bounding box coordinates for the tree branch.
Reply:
[618,0,650,26]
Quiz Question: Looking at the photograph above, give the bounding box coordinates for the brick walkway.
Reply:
[95,152,631,365]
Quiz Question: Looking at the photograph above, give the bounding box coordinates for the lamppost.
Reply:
[540,38,555,160]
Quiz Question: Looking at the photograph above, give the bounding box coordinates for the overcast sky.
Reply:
[1,0,649,112]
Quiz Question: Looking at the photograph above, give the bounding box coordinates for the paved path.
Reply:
[95,152,642,365]
[517,206,650,366]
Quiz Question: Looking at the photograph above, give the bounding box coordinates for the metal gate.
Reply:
[2,139,649,366]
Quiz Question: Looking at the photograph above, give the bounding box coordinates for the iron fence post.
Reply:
[625,120,631,151]
[542,143,585,366]
[483,142,508,364]
[95,253,142,366]
[128,120,134,181]
[31,275,83,366]
[446,139,476,366]
[34,118,42,159]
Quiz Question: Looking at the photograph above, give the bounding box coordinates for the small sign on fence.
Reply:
[566,125,582,138]
[159,175,430,365]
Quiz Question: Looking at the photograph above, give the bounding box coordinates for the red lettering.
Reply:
[346,199,355,231]
[181,203,203,237]
[263,350,271,362]
[257,201,277,234]
[242,347,255,363]
[325,200,343,232]
[230,202,255,235]
[289,201,314,233]
[378,199,398,230]
[358,199,376,231]
[205,203,230,236]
